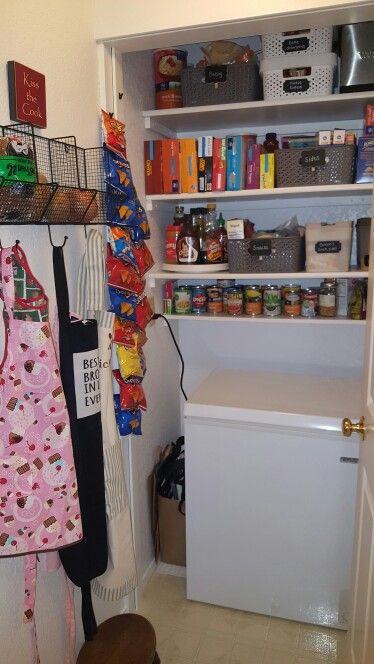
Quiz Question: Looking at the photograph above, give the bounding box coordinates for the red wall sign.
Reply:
[7,61,47,129]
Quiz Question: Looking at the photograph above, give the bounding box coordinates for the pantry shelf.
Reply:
[143,92,374,136]
[145,184,372,210]
[163,314,365,325]
[147,269,368,284]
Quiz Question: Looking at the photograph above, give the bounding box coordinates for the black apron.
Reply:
[53,246,108,641]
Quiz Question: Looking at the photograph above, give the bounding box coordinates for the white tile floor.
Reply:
[137,573,350,664]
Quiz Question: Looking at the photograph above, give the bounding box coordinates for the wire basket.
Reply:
[228,236,305,273]
[275,145,356,187]
[0,123,106,225]
[181,62,262,107]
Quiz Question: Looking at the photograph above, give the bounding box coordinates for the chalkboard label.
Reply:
[340,457,359,464]
[283,78,310,93]
[249,239,272,256]
[205,66,227,84]
[283,37,310,52]
[300,148,326,167]
[315,241,342,254]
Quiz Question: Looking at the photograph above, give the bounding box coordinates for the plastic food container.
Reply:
[262,27,333,57]
[305,221,353,272]
[260,53,337,99]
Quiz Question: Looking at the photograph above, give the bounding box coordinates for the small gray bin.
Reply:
[228,236,305,273]
[275,145,356,187]
[181,62,262,107]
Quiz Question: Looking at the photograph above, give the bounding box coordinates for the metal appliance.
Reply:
[340,22,374,93]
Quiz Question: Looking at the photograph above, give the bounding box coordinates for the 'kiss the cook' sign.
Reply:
[7,61,47,128]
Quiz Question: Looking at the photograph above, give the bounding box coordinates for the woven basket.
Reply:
[181,62,262,107]
[275,145,356,188]
[228,236,305,273]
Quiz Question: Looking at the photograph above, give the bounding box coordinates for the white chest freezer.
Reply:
[184,370,361,628]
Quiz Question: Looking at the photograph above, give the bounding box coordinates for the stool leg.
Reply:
[153,654,160,664]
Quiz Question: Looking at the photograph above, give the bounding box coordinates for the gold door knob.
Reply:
[342,416,370,441]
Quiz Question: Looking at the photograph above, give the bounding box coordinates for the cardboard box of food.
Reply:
[197,136,213,192]
[180,138,198,193]
[162,139,180,193]
[144,140,163,194]
[212,138,226,191]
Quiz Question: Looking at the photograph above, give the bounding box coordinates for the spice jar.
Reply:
[319,278,336,317]
[165,225,181,264]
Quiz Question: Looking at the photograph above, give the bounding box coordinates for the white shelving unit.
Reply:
[148,268,368,282]
[163,314,365,325]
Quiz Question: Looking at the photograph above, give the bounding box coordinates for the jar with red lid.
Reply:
[165,225,181,264]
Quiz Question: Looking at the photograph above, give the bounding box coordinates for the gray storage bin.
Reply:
[275,145,356,188]
[228,236,305,273]
[181,62,262,107]
[356,217,371,269]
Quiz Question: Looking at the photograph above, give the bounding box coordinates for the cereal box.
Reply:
[162,139,180,193]
[212,138,226,191]
[144,140,163,194]
[197,136,213,192]
[180,138,198,193]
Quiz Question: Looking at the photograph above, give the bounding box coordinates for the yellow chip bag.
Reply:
[116,344,146,381]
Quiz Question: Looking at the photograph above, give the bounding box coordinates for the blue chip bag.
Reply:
[131,222,151,242]
[106,194,148,229]
[108,226,137,269]
[103,146,134,197]
[108,286,137,321]
[114,394,142,436]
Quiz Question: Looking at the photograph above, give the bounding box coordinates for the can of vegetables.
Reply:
[263,285,281,317]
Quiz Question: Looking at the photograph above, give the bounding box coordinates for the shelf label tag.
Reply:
[282,37,310,52]
[249,239,272,256]
[315,240,342,254]
[340,457,359,464]
[300,148,326,168]
[283,78,309,93]
[205,66,227,84]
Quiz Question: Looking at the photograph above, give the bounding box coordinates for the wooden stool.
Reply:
[77,614,160,664]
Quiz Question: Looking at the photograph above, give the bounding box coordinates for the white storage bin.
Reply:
[260,53,337,99]
[262,26,333,57]
[305,221,353,272]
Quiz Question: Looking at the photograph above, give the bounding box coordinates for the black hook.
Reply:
[47,225,68,248]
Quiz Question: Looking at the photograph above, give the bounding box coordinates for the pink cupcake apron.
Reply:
[0,244,82,663]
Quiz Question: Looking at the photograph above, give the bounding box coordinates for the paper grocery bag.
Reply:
[158,496,186,567]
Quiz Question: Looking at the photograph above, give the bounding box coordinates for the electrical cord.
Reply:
[152,313,187,400]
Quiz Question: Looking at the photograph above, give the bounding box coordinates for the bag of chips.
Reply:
[108,226,137,269]
[132,241,154,276]
[109,286,137,321]
[136,295,154,330]
[102,110,127,159]
[131,222,151,242]
[116,344,146,381]
[114,395,142,436]
[113,318,147,348]
[113,370,147,410]
[106,193,148,229]
[107,252,145,295]
[103,146,135,198]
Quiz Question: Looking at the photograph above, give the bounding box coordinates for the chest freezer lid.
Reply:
[184,369,361,432]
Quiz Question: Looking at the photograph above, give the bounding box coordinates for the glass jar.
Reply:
[165,225,181,264]
[319,278,336,317]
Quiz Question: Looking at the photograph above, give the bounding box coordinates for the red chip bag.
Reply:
[136,295,153,330]
[132,241,154,276]
[113,369,147,411]
[107,252,145,295]
[113,318,147,348]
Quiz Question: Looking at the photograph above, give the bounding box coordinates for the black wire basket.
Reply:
[0,123,107,225]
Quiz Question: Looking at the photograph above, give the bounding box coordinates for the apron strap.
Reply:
[52,246,71,327]
[24,554,40,664]
[76,229,106,318]
[0,246,16,314]
[81,582,98,642]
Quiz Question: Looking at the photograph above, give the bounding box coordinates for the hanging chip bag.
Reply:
[107,252,145,295]
[116,345,146,381]
[132,241,154,276]
[136,295,153,330]
[113,369,147,410]
[106,194,148,229]
[131,221,150,242]
[108,227,137,269]
[113,318,147,348]
[114,395,142,436]
[102,110,127,159]
[109,286,137,321]
[103,146,135,198]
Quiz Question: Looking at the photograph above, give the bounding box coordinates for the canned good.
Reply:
[226,287,243,316]
[154,49,187,109]
[191,285,207,314]
[263,285,281,317]
[222,287,231,313]
[174,286,192,315]
[244,285,262,317]
[283,284,301,317]
[301,288,318,318]
[206,286,223,315]
[319,279,336,317]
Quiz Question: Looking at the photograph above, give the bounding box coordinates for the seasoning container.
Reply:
[163,281,174,315]
[244,285,262,317]
[226,287,243,316]
[174,286,192,315]
[283,284,301,317]
[319,278,336,317]
[263,285,281,317]
[206,286,223,315]
[301,288,318,318]
[191,285,207,314]
[165,225,182,264]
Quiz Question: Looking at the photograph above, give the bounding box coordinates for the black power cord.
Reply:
[152,313,187,400]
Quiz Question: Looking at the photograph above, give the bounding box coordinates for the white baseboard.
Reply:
[157,562,186,578]
[135,558,157,608]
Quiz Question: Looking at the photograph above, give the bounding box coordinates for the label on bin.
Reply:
[300,149,326,168]
[249,239,272,256]
[283,78,309,93]
[282,37,310,52]
[315,241,342,254]
[205,66,227,84]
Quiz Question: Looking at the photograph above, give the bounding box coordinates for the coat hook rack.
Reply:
[47,225,68,248]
